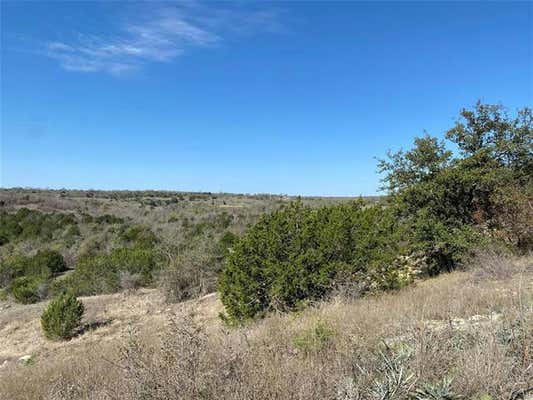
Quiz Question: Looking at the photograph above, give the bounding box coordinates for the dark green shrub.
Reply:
[120,225,158,248]
[32,249,67,274]
[0,212,22,242]
[219,201,404,321]
[95,214,124,224]
[41,292,84,340]
[52,255,120,296]
[216,231,238,259]
[407,212,484,275]
[109,247,157,285]
[1,250,66,292]
[11,276,47,304]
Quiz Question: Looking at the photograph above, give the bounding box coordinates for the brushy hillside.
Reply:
[0,252,531,399]
[0,188,356,261]
[0,189,360,304]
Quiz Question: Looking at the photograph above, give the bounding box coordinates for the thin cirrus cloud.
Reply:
[44,5,280,75]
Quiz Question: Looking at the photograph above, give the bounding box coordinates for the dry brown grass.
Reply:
[1,255,531,400]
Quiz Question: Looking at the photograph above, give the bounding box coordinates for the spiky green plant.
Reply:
[369,348,415,400]
[411,377,461,400]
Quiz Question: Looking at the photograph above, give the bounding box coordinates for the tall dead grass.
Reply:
[1,254,531,400]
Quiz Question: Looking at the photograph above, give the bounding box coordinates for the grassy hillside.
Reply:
[1,252,531,399]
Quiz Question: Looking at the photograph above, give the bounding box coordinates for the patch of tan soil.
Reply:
[0,289,223,372]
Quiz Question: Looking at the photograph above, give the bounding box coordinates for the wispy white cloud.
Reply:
[44,4,281,75]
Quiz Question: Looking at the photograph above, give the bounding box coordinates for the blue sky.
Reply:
[1,1,532,196]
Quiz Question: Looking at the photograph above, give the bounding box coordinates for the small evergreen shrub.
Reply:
[109,247,157,284]
[0,250,66,291]
[1,250,68,302]
[51,255,120,296]
[41,292,84,340]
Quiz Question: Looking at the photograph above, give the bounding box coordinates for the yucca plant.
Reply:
[411,377,461,400]
[369,348,416,400]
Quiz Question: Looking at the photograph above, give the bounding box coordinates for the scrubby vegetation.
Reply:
[0,189,367,394]
[0,188,347,304]
[0,102,529,313]
[1,253,531,399]
[219,201,407,321]
[0,208,78,245]
[219,102,532,322]
[41,292,84,340]
[50,246,159,296]
[0,250,67,303]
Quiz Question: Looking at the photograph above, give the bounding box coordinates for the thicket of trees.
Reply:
[0,249,67,303]
[0,208,78,246]
[220,102,532,322]
[0,208,163,303]
[0,202,242,303]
